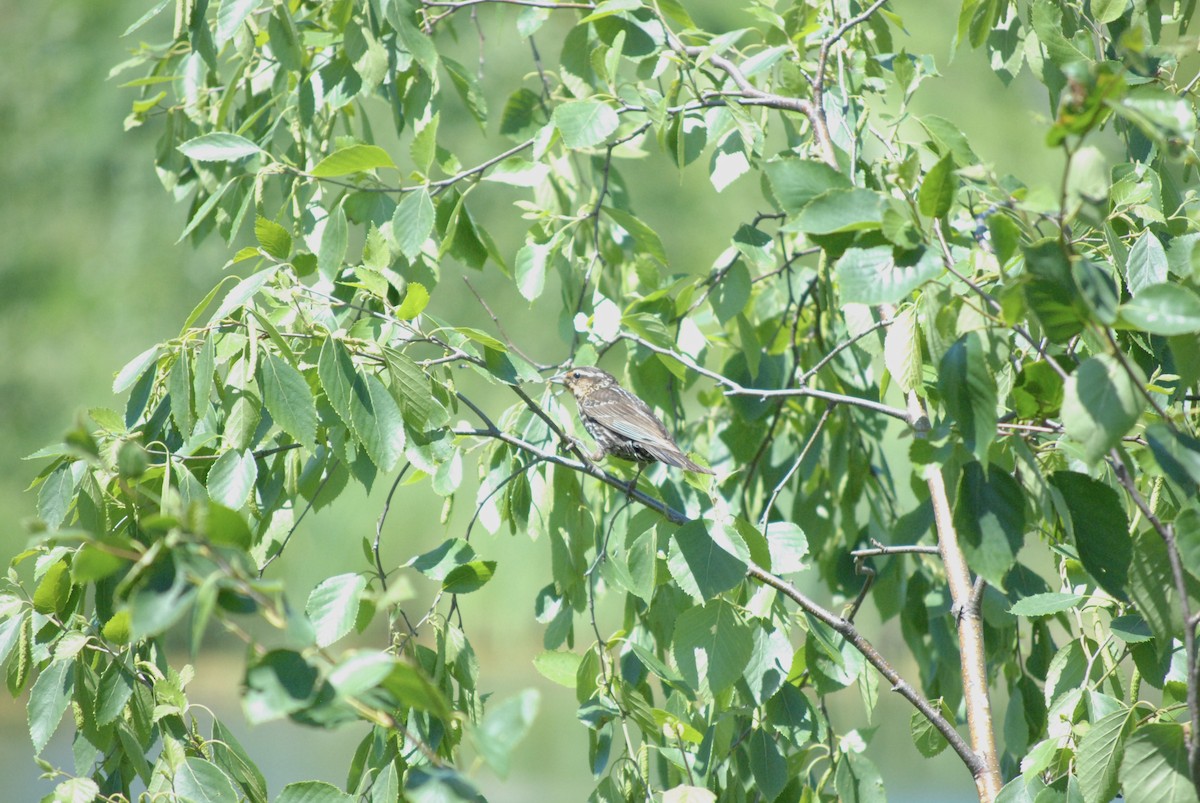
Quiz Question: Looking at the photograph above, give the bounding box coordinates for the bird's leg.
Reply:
[562,434,604,464]
[626,464,645,498]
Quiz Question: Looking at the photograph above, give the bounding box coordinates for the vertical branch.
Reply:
[902,389,1002,800]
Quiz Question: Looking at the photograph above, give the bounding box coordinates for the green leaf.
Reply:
[1051,471,1131,601]
[910,698,954,757]
[1146,423,1200,491]
[1119,723,1198,803]
[1062,354,1144,464]
[918,153,956,218]
[95,660,135,725]
[207,268,277,326]
[317,204,349,280]
[259,352,317,445]
[938,333,998,461]
[396,282,430,320]
[747,727,788,800]
[603,206,668,265]
[443,560,496,594]
[410,539,479,581]
[113,345,161,394]
[764,158,851,213]
[215,0,262,46]
[33,559,72,614]
[515,241,550,301]
[37,463,76,531]
[275,781,354,803]
[201,501,253,549]
[173,757,241,803]
[953,462,1025,589]
[553,100,619,149]
[51,778,101,803]
[836,246,942,305]
[392,189,435,261]
[1077,707,1135,803]
[254,217,291,259]
[533,650,582,688]
[206,449,258,509]
[1009,592,1084,617]
[667,520,748,601]
[672,600,753,697]
[786,188,885,234]
[765,521,808,575]
[472,689,539,778]
[319,339,406,471]
[883,306,922,393]
[1125,232,1167,295]
[306,573,368,648]
[243,650,318,724]
[28,659,73,754]
[178,133,262,162]
[72,541,129,583]
[310,144,396,177]
[443,57,489,127]
[1120,283,1200,335]
[835,750,886,803]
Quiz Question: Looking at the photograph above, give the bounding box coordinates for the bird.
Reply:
[550,366,714,474]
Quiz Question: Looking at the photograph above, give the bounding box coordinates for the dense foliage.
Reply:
[6,0,1200,801]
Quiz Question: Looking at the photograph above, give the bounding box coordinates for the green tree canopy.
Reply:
[6,1,1200,802]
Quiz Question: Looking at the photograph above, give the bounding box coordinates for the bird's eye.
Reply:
[571,371,580,379]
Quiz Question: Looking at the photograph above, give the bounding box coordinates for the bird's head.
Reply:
[549,365,616,399]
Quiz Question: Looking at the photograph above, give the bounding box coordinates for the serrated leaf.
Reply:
[1078,707,1134,803]
[306,573,368,647]
[939,333,998,461]
[310,144,397,177]
[1062,354,1144,464]
[392,189,435,261]
[254,217,291,259]
[259,352,316,445]
[206,449,258,509]
[1051,471,1131,601]
[1121,283,1200,335]
[178,133,261,162]
[28,659,73,754]
[672,600,753,697]
[883,306,921,392]
[1009,592,1084,617]
[553,99,619,149]
[836,246,942,305]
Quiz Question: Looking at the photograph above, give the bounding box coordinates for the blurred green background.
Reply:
[1,1,1074,800]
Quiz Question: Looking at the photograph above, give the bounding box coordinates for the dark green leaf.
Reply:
[1119,723,1196,803]
[939,333,998,461]
[1051,472,1131,601]
[1062,354,1144,464]
[672,600,753,697]
[667,520,748,601]
[918,153,956,218]
[443,560,496,594]
[242,650,318,724]
[953,462,1025,589]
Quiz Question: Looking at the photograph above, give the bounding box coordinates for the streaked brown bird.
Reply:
[550,366,714,474]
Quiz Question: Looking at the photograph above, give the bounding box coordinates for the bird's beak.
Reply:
[549,372,567,385]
